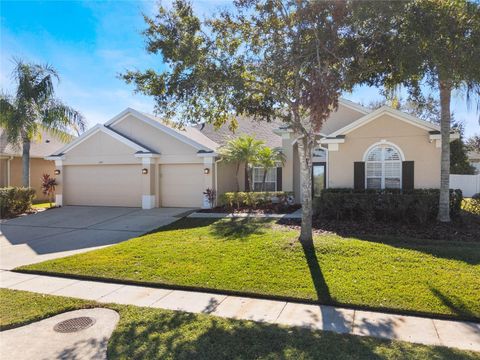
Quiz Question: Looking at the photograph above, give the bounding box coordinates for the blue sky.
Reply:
[1,0,478,137]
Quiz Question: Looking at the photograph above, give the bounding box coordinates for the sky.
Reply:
[1,0,479,137]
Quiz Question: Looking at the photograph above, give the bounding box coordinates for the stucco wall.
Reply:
[0,159,8,187]
[111,115,202,164]
[9,157,55,201]
[63,131,141,165]
[328,114,441,189]
[216,161,239,197]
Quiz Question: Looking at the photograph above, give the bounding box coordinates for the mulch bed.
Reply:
[198,204,301,215]
[278,212,480,242]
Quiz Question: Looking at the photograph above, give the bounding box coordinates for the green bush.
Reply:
[462,194,480,215]
[314,188,463,224]
[220,191,293,210]
[0,187,36,218]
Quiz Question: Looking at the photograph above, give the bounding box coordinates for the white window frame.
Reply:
[363,141,404,190]
[252,167,277,192]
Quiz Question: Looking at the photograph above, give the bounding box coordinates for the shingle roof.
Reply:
[0,127,68,158]
[194,116,283,149]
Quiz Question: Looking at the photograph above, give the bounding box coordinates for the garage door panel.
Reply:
[64,165,142,207]
[160,164,204,207]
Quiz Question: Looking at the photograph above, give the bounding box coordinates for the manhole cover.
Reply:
[53,317,96,333]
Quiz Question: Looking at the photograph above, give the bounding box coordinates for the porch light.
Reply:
[54,169,61,175]
[142,168,148,175]
[204,168,210,174]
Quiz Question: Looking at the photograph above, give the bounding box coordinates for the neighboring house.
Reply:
[468,151,480,174]
[47,99,457,209]
[0,128,67,201]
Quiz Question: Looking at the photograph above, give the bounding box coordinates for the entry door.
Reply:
[312,162,326,197]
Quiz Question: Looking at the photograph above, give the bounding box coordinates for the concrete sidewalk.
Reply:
[1,270,479,352]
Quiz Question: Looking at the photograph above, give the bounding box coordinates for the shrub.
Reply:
[462,194,480,215]
[219,191,293,211]
[314,188,463,224]
[0,187,36,218]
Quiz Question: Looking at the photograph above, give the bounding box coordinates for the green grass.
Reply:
[19,218,480,320]
[1,289,478,359]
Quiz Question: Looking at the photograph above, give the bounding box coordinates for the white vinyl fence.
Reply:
[450,174,480,197]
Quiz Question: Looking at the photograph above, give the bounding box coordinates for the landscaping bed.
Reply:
[18,218,480,321]
[1,289,478,360]
[198,204,300,214]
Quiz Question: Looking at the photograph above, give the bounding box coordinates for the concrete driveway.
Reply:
[0,206,194,270]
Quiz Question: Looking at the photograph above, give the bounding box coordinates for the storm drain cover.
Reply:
[53,317,96,333]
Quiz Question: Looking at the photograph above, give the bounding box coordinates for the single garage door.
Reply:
[64,164,142,207]
[160,164,204,207]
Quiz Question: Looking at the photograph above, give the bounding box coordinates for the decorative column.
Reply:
[54,159,63,206]
[140,157,156,209]
[202,156,214,209]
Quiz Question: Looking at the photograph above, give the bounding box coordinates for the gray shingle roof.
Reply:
[0,127,68,158]
[194,116,283,149]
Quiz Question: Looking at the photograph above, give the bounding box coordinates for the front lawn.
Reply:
[31,202,55,210]
[19,218,480,320]
[1,289,478,359]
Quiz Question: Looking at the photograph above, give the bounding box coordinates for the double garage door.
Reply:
[64,164,204,208]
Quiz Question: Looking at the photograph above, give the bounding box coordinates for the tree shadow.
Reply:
[279,219,480,265]
[107,307,477,359]
[429,286,479,321]
[209,218,269,240]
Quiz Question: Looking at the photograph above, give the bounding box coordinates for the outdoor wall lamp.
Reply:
[204,168,210,174]
[54,169,61,175]
[142,168,148,175]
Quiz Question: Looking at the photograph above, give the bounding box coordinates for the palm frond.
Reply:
[41,99,86,137]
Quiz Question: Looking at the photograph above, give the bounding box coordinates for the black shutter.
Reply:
[354,162,365,190]
[276,167,282,191]
[402,161,414,191]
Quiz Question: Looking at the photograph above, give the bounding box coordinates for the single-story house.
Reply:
[47,99,457,209]
[0,128,67,201]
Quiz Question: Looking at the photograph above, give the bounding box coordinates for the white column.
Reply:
[141,157,156,209]
[202,157,214,209]
[54,159,63,206]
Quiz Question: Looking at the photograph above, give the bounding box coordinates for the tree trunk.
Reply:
[297,134,314,244]
[262,168,267,191]
[235,162,240,192]
[437,78,452,222]
[22,137,31,188]
[245,163,250,192]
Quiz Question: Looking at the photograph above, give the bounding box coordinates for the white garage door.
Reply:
[64,165,142,207]
[160,164,204,207]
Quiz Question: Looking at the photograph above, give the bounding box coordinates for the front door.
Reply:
[312,162,326,197]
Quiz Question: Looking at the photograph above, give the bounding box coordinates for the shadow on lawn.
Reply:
[430,287,479,321]
[209,217,269,240]
[107,308,475,360]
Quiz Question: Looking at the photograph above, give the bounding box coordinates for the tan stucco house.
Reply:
[0,128,67,201]
[46,99,453,209]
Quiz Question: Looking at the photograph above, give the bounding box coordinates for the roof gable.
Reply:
[105,108,218,152]
[49,124,152,157]
[328,106,440,137]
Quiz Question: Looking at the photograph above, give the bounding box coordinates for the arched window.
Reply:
[364,144,402,189]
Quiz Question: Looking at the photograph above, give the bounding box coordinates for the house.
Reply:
[46,99,455,209]
[0,128,67,201]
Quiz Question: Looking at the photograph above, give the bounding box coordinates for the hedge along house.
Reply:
[47,99,456,209]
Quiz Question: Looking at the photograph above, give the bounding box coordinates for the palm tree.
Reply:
[254,147,286,191]
[218,135,264,191]
[0,59,85,187]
